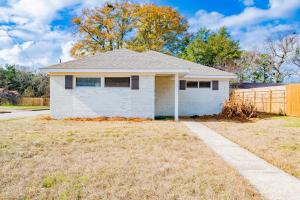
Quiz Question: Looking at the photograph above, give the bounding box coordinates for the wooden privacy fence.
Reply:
[232,84,300,116]
[19,97,50,106]
[286,84,300,117]
[232,86,286,115]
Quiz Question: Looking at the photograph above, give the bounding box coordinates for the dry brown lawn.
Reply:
[0,117,262,200]
[199,115,300,179]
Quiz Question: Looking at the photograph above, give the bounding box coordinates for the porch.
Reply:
[155,74,179,120]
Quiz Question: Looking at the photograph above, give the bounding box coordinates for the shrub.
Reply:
[220,96,257,119]
[0,88,20,105]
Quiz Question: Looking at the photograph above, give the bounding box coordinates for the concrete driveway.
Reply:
[0,110,50,120]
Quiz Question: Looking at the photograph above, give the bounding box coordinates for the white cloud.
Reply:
[0,29,13,48]
[61,41,75,62]
[240,0,255,6]
[189,0,300,50]
[0,0,108,68]
[0,0,299,68]
[0,29,73,67]
[1,0,78,26]
[189,0,300,30]
[188,10,224,32]
[232,24,297,50]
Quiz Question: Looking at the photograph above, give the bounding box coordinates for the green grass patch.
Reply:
[155,116,174,120]
[271,116,300,127]
[271,115,290,120]
[278,144,300,152]
[255,132,268,136]
[42,174,67,188]
[283,118,300,128]
[0,105,49,111]
[0,117,26,122]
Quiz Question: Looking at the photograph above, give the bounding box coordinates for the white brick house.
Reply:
[41,49,236,120]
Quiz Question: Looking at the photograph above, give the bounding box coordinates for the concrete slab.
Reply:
[183,121,300,200]
[0,110,49,120]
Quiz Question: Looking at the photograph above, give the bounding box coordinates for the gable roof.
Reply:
[41,49,236,78]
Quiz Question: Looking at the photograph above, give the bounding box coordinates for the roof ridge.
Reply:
[142,50,233,75]
[41,48,141,69]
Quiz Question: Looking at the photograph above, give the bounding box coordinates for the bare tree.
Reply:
[292,47,300,68]
[235,51,258,83]
[267,33,298,83]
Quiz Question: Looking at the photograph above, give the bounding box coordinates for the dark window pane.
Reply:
[105,77,130,87]
[212,80,219,90]
[65,75,73,89]
[131,76,139,90]
[76,78,101,87]
[187,81,198,88]
[199,81,211,88]
[179,80,186,90]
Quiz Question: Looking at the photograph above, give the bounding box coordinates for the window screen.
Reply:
[199,81,211,88]
[187,81,198,88]
[105,77,130,87]
[212,80,219,90]
[76,78,101,87]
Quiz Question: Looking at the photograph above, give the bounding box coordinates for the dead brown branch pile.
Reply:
[220,97,257,119]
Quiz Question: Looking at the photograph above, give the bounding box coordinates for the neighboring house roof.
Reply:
[41,49,236,79]
[235,83,286,89]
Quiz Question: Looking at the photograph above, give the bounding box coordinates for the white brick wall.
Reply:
[155,76,229,116]
[50,75,155,119]
[179,80,229,116]
[50,75,229,119]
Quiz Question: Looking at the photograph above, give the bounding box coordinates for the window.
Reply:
[199,81,211,88]
[212,80,219,90]
[105,77,130,87]
[187,81,198,88]
[76,78,101,87]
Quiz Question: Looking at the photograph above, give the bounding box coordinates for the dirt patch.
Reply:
[38,115,152,122]
[0,117,262,199]
[65,116,152,122]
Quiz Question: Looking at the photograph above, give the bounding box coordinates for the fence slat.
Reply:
[19,97,50,106]
[232,86,286,115]
[233,84,300,116]
[286,84,300,117]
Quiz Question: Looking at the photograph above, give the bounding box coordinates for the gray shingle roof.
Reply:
[41,48,236,77]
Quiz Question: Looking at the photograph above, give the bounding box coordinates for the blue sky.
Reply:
[0,0,300,77]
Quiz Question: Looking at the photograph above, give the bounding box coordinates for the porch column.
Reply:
[174,73,179,120]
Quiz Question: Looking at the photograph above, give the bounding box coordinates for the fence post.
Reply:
[253,91,256,106]
[283,90,286,115]
[269,90,272,113]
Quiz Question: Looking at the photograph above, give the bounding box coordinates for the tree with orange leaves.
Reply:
[71,1,188,58]
[128,4,188,53]
[71,1,134,58]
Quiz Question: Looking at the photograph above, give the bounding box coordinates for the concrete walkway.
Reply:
[183,121,300,200]
[0,110,49,120]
